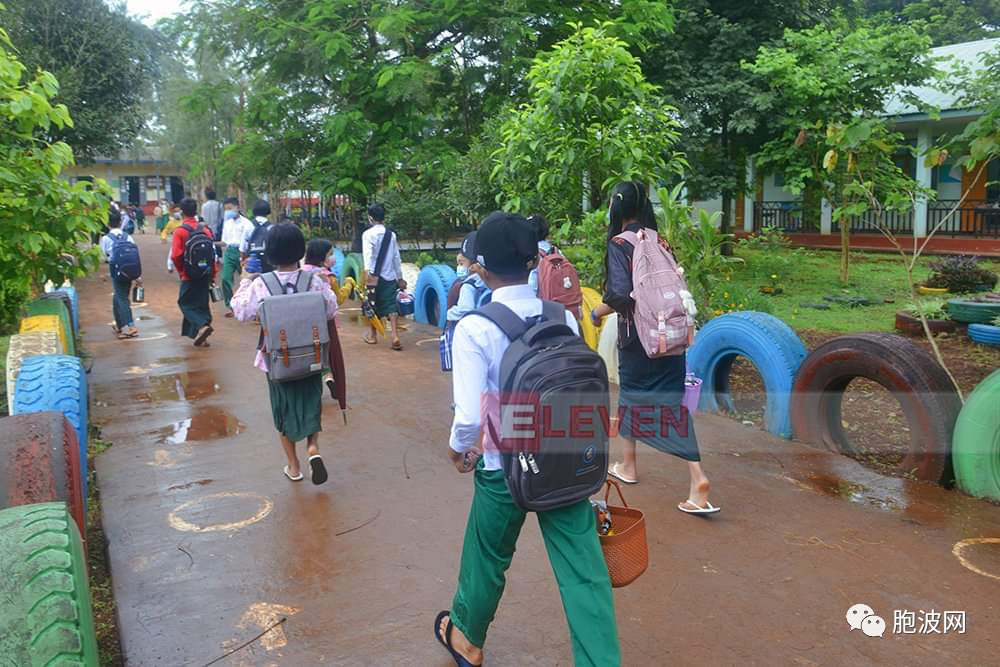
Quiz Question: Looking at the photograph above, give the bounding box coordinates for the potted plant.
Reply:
[923,255,998,294]
[895,298,957,336]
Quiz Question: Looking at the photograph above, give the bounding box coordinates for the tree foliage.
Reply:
[861,0,1000,45]
[4,0,157,161]
[0,17,108,330]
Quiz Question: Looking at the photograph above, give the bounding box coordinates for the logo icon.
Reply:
[863,616,886,638]
[583,446,596,464]
[847,603,874,631]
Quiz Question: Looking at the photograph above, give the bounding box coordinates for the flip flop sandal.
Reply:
[194,325,214,346]
[110,324,121,335]
[607,462,637,485]
[391,340,402,351]
[283,466,304,482]
[308,454,328,485]
[362,335,377,345]
[433,611,482,667]
[677,500,721,515]
[326,377,336,399]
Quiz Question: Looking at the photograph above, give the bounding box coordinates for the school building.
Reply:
[63,148,187,215]
[695,37,1000,255]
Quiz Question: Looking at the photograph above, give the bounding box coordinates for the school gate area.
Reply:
[83,235,999,665]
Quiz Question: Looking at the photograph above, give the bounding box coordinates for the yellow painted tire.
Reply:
[5,332,63,415]
[917,286,948,296]
[579,287,604,351]
[19,315,69,357]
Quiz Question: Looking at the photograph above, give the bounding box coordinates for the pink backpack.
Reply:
[537,247,583,319]
[615,229,692,358]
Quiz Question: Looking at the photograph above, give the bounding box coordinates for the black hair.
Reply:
[527,214,549,242]
[205,189,216,200]
[223,196,239,207]
[603,181,656,290]
[108,210,122,228]
[305,238,333,266]
[252,200,271,218]
[265,223,306,267]
[368,202,385,222]
[180,197,198,217]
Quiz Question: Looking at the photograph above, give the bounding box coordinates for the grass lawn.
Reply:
[724,247,1000,333]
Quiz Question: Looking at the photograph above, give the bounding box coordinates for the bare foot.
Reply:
[437,614,483,666]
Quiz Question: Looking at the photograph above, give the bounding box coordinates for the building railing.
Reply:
[752,201,814,233]
[927,200,1000,238]
[832,209,913,235]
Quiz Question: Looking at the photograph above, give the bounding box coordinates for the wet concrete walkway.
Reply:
[83,234,999,666]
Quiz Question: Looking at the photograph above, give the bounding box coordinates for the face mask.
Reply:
[456,265,469,278]
[224,210,237,220]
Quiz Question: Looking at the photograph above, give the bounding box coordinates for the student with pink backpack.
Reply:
[591,182,720,516]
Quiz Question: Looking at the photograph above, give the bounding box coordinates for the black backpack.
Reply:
[472,300,609,511]
[247,219,273,273]
[181,223,215,280]
[109,232,142,281]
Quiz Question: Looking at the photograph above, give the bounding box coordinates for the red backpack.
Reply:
[537,246,582,319]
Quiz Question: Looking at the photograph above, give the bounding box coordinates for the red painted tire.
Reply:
[0,412,85,535]
[790,333,962,483]
[893,311,957,337]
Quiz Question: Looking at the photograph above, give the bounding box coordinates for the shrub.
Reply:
[706,282,773,322]
[415,252,436,269]
[924,255,998,293]
[737,226,791,252]
[904,298,949,320]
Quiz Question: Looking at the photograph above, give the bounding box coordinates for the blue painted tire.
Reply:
[12,355,89,500]
[968,323,1000,347]
[415,264,457,329]
[331,248,346,282]
[687,311,807,439]
[55,286,79,332]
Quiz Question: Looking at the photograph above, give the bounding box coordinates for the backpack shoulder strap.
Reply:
[181,223,195,233]
[294,269,314,294]
[614,230,639,245]
[541,300,566,323]
[373,227,394,278]
[261,272,282,296]
[467,301,527,341]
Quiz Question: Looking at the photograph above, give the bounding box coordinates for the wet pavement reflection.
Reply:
[153,406,245,444]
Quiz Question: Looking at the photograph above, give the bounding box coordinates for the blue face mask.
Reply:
[224,210,238,220]
[456,265,469,278]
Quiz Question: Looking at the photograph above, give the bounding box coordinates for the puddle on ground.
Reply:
[154,407,245,444]
[156,356,186,364]
[135,370,221,402]
[137,315,155,321]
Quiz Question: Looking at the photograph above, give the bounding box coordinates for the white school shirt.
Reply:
[361,223,402,281]
[449,283,579,471]
[221,214,254,248]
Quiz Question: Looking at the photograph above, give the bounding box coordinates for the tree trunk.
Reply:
[720,190,733,257]
[839,216,851,284]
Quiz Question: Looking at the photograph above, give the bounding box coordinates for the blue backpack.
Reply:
[109,233,142,281]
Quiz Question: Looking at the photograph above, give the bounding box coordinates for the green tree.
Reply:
[0,16,108,329]
[862,0,1000,46]
[745,16,936,283]
[4,0,157,161]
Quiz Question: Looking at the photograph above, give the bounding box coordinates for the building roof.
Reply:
[884,37,1000,118]
[83,145,173,165]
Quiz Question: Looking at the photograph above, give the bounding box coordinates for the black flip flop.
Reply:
[308,454,328,485]
[433,611,481,667]
[325,377,336,399]
[194,325,214,346]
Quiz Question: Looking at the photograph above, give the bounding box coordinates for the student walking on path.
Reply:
[435,212,620,667]
[201,189,223,242]
[101,209,142,339]
[361,203,406,350]
[220,197,254,315]
[171,197,218,347]
[590,182,719,515]
[230,224,339,484]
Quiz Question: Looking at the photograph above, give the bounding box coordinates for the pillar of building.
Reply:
[914,124,933,238]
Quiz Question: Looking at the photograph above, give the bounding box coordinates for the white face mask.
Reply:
[456,265,469,278]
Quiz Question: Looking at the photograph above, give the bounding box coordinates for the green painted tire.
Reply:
[952,369,1000,501]
[946,298,1000,324]
[26,299,76,356]
[342,253,364,299]
[0,502,99,666]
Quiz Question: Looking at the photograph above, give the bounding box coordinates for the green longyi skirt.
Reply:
[267,374,323,442]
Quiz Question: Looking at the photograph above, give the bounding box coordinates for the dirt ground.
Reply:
[82,234,1000,666]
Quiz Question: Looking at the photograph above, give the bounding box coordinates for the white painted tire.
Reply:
[5,332,63,415]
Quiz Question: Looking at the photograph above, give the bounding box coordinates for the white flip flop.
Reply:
[283,465,304,482]
[677,499,721,515]
[607,462,637,485]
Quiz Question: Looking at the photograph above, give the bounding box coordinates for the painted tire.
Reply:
[968,323,1000,347]
[26,299,75,356]
[0,503,98,665]
[415,264,457,329]
[36,292,76,338]
[597,312,619,385]
[790,333,961,483]
[579,287,604,351]
[687,311,807,439]
[12,355,89,500]
[0,412,86,534]
[56,286,79,332]
[331,248,346,282]
[946,298,1000,324]
[19,314,70,359]
[5,332,63,416]
[893,311,956,337]
[952,369,1000,501]
[342,253,364,299]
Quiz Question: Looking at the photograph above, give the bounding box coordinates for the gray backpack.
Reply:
[473,301,609,512]
[258,271,329,383]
